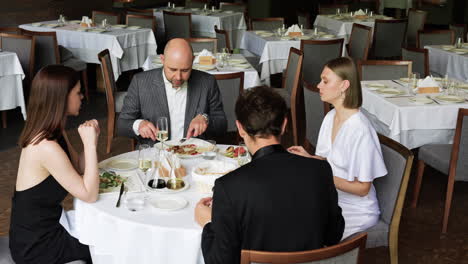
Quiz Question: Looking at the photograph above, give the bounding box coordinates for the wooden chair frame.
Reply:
[219,2,247,12]
[286,47,304,146]
[416,29,455,48]
[402,47,429,77]
[0,27,21,34]
[214,25,231,52]
[347,23,372,61]
[185,37,218,53]
[92,10,122,25]
[411,108,468,234]
[163,10,193,40]
[125,14,157,33]
[125,7,154,15]
[371,19,408,59]
[240,233,367,264]
[249,17,284,31]
[318,4,349,14]
[357,60,412,80]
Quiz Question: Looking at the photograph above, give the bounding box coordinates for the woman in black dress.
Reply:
[9,65,100,264]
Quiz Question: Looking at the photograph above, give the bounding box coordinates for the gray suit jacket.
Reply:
[117,68,227,144]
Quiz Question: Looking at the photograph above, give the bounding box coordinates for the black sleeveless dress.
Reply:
[9,136,92,264]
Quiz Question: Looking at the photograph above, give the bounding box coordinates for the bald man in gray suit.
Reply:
[117,38,227,145]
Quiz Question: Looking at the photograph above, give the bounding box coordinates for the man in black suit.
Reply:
[194,86,345,264]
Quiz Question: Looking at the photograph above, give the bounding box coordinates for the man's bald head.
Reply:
[161,38,194,88]
[164,38,194,61]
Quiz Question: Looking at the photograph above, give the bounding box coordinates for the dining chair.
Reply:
[449,24,467,42]
[20,29,89,101]
[406,9,427,48]
[163,10,192,41]
[185,0,208,9]
[92,10,121,25]
[347,23,372,62]
[402,47,429,77]
[411,108,468,234]
[272,47,303,109]
[240,232,367,264]
[126,14,156,33]
[125,7,154,16]
[219,2,247,13]
[358,60,412,81]
[364,134,414,264]
[297,11,312,29]
[249,17,284,31]
[318,4,349,15]
[98,49,128,154]
[417,29,455,49]
[186,37,217,53]
[214,72,244,133]
[214,25,231,52]
[0,27,21,34]
[371,19,407,59]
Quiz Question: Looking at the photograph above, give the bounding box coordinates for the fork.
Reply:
[179,138,187,143]
[426,95,440,104]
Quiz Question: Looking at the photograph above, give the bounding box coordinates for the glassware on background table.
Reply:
[407,72,419,95]
[447,80,456,95]
[202,140,217,160]
[336,8,341,16]
[441,74,449,93]
[138,144,154,182]
[216,53,225,68]
[456,37,463,48]
[156,117,169,149]
[237,142,251,166]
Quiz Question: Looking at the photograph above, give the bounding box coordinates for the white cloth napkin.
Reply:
[354,9,366,16]
[81,16,93,27]
[193,49,214,64]
[417,76,440,88]
[285,24,303,35]
[193,161,237,185]
[160,153,182,172]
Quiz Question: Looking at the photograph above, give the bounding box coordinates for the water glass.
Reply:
[408,72,419,95]
[237,143,251,166]
[336,8,341,16]
[456,37,463,48]
[447,81,456,95]
[202,140,217,160]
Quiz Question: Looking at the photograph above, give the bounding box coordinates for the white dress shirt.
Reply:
[132,70,187,140]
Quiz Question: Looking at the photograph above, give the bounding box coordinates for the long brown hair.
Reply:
[18,65,79,148]
[325,57,362,109]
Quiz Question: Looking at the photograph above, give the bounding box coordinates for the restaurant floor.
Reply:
[0,92,467,263]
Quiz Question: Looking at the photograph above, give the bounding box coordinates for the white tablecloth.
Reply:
[313,15,376,41]
[426,45,468,82]
[142,54,261,89]
[74,147,239,264]
[153,8,247,49]
[0,51,26,119]
[19,22,157,79]
[361,80,468,149]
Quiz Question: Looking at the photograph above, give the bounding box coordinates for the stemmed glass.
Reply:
[157,117,169,150]
[138,144,153,182]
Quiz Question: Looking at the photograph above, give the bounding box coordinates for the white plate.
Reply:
[231,63,250,69]
[229,59,247,64]
[223,10,234,14]
[452,48,468,55]
[193,64,216,71]
[31,23,43,27]
[367,83,387,88]
[399,77,410,82]
[149,196,188,211]
[147,181,190,193]
[456,83,468,89]
[376,88,404,95]
[442,45,454,50]
[45,24,59,28]
[154,138,214,158]
[254,30,268,34]
[298,35,312,40]
[127,26,141,30]
[434,95,465,103]
[280,36,292,40]
[105,159,138,171]
[191,8,200,11]
[321,34,335,39]
[409,97,434,104]
[258,33,273,37]
[69,20,81,24]
[88,28,106,33]
[75,28,88,32]
[112,24,127,29]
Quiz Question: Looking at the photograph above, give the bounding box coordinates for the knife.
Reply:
[391,80,405,87]
[116,182,125,207]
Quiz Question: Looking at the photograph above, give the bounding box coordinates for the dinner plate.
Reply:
[367,83,387,88]
[280,36,292,40]
[452,48,468,55]
[88,28,106,33]
[127,26,142,30]
[434,95,465,103]
[154,138,214,158]
[259,33,274,37]
[376,88,404,95]
[321,34,335,39]
[112,24,127,29]
[105,159,138,171]
[229,59,247,64]
[45,24,59,28]
[193,64,216,71]
[409,97,434,104]
[191,8,200,11]
[231,63,250,69]
[298,35,312,40]
[31,23,43,27]
[254,30,268,34]
[75,28,88,32]
[399,77,410,82]
[442,45,454,50]
[149,196,188,211]
[456,83,468,89]
[69,20,81,24]
[223,10,234,13]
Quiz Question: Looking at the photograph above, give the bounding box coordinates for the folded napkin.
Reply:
[417,76,440,93]
[354,9,366,16]
[157,153,186,178]
[193,49,214,64]
[285,24,303,35]
[80,16,93,27]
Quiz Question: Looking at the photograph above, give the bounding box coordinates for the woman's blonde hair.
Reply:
[325,57,362,109]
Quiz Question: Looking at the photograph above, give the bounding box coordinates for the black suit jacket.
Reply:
[201,144,344,264]
[117,68,227,145]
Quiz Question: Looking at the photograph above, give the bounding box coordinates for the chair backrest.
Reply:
[449,24,467,42]
[417,29,455,48]
[250,17,284,31]
[407,9,427,47]
[375,134,413,231]
[240,233,367,264]
[98,49,120,114]
[286,48,304,146]
[300,39,344,88]
[214,72,244,132]
[126,14,156,33]
[214,25,231,52]
[0,33,35,81]
[450,108,468,181]
[358,60,412,81]
[185,0,208,8]
[20,29,60,75]
[297,11,311,29]
[401,47,429,77]
[303,82,330,149]
[163,10,192,40]
[92,10,121,25]
[318,4,349,15]
[348,23,372,62]
[219,2,247,13]
[0,27,21,34]
[372,19,407,59]
[186,37,217,53]
[125,7,154,16]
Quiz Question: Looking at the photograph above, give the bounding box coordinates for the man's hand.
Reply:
[186,114,208,139]
[138,120,158,141]
[195,197,213,227]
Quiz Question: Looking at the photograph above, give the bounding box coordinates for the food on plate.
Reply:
[166,144,200,155]
[99,171,125,190]
[223,146,246,158]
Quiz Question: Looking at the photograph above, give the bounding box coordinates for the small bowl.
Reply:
[166,178,186,190]
[148,179,166,189]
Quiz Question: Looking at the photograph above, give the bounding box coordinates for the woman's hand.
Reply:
[287,146,314,158]
[78,119,100,147]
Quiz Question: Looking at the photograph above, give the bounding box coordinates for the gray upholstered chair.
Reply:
[219,2,247,13]
[364,134,414,264]
[214,72,244,132]
[358,60,412,81]
[302,82,331,151]
[240,233,367,264]
[98,49,127,154]
[214,25,231,52]
[185,0,208,9]
[449,24,467,42]
[347,23,372,62]
[250,17,284,31]
[297,11,311,29]
[0,27,21,34]
[126,14,156,33]
[411,108,468,234]
[20,29,89,101]
[406,9,427,47]
[318,4,348,15]
[273,47,303,109]
[402,47,429,77]
[163,10,192,41]
[372,19,407,59]
[417,29,455,49]
[186,37,217,53]
[92,10,121,25]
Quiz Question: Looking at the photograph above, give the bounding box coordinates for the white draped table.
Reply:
[142,54,261,89]
[0,51,26,119]
[313,15,377,42]
[19,21,157,79]
[361,80,468,149]
[153,8,247,49]
[426,45,468,82]
[73,147,238,264]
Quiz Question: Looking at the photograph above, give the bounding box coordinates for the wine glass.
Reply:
[138,144,153,178]
[237,142,251,166]
[157,117,169,149]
